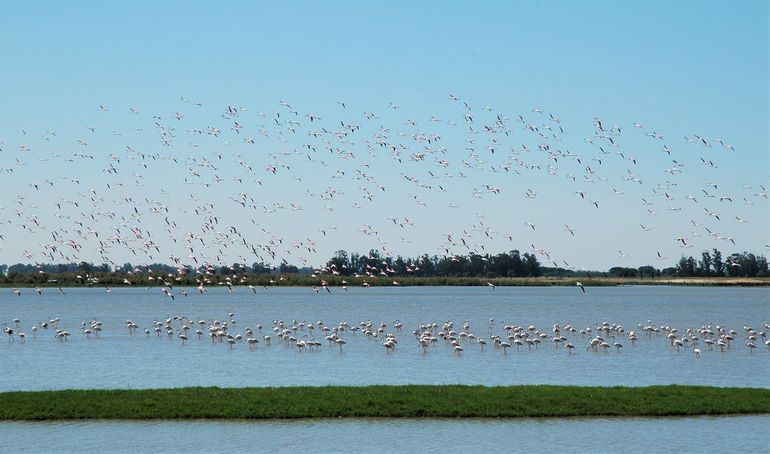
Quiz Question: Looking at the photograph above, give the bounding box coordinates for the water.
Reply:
[0,415,767,453]
[0,286,767,390]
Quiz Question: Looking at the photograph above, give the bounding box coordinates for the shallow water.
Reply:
[0,286,767,390]
[0,415,767,453]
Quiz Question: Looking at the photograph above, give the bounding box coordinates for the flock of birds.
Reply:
[2,314,768,358]
[0,95,766,278]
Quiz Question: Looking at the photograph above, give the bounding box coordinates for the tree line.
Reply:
[324,249,543,278]
[674,250,768,278]
[0,248,766,286]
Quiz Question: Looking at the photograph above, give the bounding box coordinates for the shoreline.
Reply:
[1,385,768,420]
[1,276,769,289]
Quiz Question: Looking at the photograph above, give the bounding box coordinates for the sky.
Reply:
[0,1,767,272]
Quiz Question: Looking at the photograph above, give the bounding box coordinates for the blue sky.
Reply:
[0,1,767,271]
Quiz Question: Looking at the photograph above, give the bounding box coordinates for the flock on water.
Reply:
[2,313,767,359]
[0,95,767,278]
[1,97,766,385]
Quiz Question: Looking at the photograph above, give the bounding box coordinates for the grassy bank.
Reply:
[1,385,768,420]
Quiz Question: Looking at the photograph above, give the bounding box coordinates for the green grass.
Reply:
[1,385,768,420]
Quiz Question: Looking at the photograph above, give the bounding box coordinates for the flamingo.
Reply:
[3,325,14,342]
[247,337,258,349]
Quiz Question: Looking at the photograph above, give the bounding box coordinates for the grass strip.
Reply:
[1,385,769,420]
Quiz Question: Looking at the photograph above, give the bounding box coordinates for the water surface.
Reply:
[1,415,767,453]
[0,286,767,390]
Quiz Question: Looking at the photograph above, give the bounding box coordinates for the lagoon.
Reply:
[0,286,767,391]
[1,415,768,453]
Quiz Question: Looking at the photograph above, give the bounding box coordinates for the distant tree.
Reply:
[437,255,467,276]
[510,250,526,277]
[609,267,638,278]
[78,261,94,275]
[744,253,759,277]
[754,255,768,277]
[723,252,767,277]
[251,262,271,274]
[354,249,382,274]
[467,253,487,276]
[393,256,407,275]
[418,254,435,276]
[492,252,511,277]
[278,262,298,274]
[230,263,246,275]
[349,252,361,273]
[698,251,712,276]
[120,263,134,273]
[523,253,542,277]
[676,256,697,277]
[726,253,743,277]
[711,249,724,277]
[660,267,678,277]
[638,265,656,278]
[327,250,349,275]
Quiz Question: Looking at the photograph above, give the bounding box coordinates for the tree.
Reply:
[78,261,94,275]
[467,253,487,276]
[417,254,434,276]
[393,256,407,275]
[278,262,298,274]
[120,263,134,273]
[327,250,350,275]
[724,252,768,277]
[493,252,511,277]
[609,267,638,277]
[638,265,656,278]
[726,253,743,277]
[510,250,525,277]
[711,249,724,277]
[661,267,677,276]
[698,251,712,276]
[744,253,759,277]
[755,255,768,277]
[437,255,467,276]
[523,253,542,277]
[676,256,697,277]
[251,262,271,274]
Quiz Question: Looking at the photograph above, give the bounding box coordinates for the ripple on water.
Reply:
[0,286,767,390]
[0,415,768,453]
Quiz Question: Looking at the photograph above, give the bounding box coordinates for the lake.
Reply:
[1,285,767,390]
[1,415,767,453]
